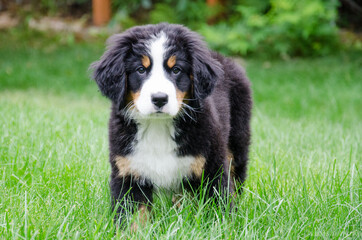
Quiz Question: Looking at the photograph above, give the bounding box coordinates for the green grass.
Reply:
[0,30,361,239]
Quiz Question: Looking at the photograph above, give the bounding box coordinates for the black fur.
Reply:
[91,23,252,226]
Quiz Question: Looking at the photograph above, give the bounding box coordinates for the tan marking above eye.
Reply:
[167,55,176,68]
[142,55,150,68]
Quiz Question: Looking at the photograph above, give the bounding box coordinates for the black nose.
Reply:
[151,92,168,109]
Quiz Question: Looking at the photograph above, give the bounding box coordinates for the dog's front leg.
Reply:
[110,175,153,228]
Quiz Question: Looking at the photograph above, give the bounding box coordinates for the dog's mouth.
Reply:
[132,108,175,119]
[143,112,174,120]
[127,104,179,120]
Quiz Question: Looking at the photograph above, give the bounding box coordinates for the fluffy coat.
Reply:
[91,23,252,225]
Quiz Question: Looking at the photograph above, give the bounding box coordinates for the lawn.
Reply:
[0,30,361,239]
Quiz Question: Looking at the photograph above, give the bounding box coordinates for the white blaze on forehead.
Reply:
[135,32,179,116]
[150,33,167,70]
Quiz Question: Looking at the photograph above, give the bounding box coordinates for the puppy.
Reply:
[91,23,252,226]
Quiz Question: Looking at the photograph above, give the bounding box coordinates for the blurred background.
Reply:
[0,0,361,57]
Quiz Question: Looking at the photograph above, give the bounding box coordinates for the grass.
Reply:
[0,30,361,239]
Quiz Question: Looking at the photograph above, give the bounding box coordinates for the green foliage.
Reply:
[111,0,151,29]
[150,3,179,24]
[149,0,212,29]
[201,0,340,57]
[112,0,210,29]
[35,0,89,14]
[112,0,341,57]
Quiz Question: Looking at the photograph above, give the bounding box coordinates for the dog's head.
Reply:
[91,23,223,118]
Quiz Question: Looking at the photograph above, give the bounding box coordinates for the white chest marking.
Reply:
[128,118,194,189]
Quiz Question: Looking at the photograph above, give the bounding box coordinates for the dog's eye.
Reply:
[137,67,146,74]
[172,67,181,74]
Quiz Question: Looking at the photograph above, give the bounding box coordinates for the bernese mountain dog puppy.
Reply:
[91,23,252,226]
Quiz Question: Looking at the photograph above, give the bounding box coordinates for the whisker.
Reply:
[183,109,196,122]
[124,101,134,108]
[180,104,197,122]
[181,102,201,113]
[176,107,187,122]
[122,101,136,122]
[179,111,186,122]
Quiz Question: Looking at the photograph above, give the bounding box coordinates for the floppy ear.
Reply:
[189,35,224,100]
[90,33,131,107]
